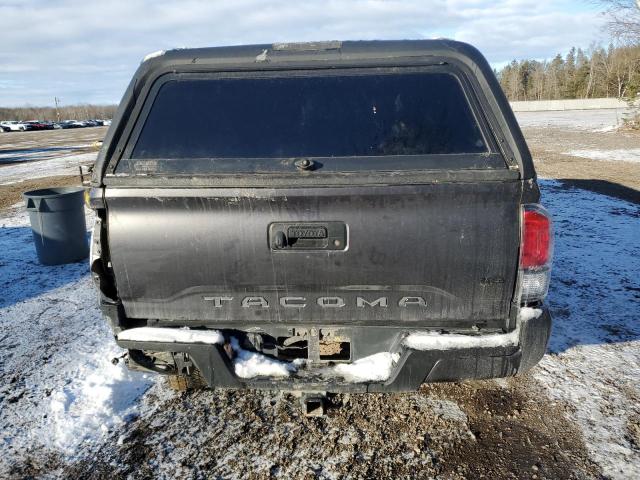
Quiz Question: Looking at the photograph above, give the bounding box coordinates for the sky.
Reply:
[0,0,608,107]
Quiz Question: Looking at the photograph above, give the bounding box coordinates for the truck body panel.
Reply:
[90,40,552,391]
[106,182,520,329]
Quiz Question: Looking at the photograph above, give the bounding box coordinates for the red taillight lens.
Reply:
[521,207,551,269]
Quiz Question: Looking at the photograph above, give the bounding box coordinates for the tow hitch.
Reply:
[300,393,327,417]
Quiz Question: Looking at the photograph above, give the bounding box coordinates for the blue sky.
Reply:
[0,0,607,107]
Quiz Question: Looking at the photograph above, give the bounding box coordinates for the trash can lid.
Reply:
[23,186,85,199]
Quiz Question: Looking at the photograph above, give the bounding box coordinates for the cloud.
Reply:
[0,0,606,106]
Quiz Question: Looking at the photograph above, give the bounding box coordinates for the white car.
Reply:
[0,121,29,131]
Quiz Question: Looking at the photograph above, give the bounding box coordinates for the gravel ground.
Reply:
[1,111,639,479]
[45,379,599,479]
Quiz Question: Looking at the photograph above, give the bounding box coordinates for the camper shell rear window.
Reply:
[115,67,506,175]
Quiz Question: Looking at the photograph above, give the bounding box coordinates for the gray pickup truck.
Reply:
[89,40,553,395]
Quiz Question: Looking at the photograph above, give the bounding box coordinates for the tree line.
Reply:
[497,43,640,102]
[0,104,117,122]
[2,43,639,122]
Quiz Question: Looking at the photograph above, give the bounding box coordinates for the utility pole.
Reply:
[54,97,61,122]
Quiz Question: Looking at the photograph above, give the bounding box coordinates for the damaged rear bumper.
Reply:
[115,308,551,393]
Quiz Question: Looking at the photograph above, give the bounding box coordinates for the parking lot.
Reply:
[0,110,639,478]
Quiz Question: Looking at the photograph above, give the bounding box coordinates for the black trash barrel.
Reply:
[23,187,89,265]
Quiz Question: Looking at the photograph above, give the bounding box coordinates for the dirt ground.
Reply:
[525,126,640,203]
[0,127,104,204]
[0,175,80,210]
[9,378,600,480]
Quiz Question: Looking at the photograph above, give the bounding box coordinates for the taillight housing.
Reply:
[519,204,553,303]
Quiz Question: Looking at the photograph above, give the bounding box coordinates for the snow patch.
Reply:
[230,337,296,379]
[0,144,94,164]
[515,108,630,131]
[404,330,518,351]
[403,308,541,351]
[0,206,153,469]
[227,337,400,383]
[331,352,400,383]
[48,355,151,453]
[593,125,619,133]
[519,306,543,321]
[563,148,640,163]
[142,50,165,62]
[118,326,223,345]
[0,152,97,185]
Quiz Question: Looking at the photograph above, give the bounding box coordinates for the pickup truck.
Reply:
[89,40,553,395]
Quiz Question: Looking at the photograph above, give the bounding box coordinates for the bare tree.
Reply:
[594,1,640,43]
[0,104,117,122]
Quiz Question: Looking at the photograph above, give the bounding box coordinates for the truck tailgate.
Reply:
[106,180,520,329]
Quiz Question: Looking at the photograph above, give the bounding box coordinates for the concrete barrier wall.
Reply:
[509,98,627,112]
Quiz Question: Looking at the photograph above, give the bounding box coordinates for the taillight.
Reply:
[521,208,551,268]
[520,204,553,303]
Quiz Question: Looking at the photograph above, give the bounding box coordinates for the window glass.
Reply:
[119,71,497,174]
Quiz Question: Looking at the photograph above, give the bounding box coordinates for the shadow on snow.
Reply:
[541,179,640,353]
[0,225,88,308]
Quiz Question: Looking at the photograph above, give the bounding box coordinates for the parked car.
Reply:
[89,41,553,402]
[0,121,29,131]
[56,120,85,129]
[23,120,52,131]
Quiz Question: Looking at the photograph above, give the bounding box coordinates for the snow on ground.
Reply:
[563,148,640,163]
[0,205,152,475]
[0,152,96,185]
[0,145,94,165]
[535,180,640,479]
[515,108,631,132]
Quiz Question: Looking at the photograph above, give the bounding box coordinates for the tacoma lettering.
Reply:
[204,295,428,308]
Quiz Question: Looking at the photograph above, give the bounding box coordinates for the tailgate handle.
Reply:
[269,222,347,251]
